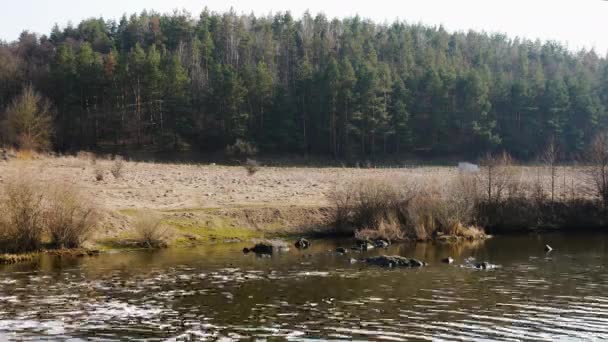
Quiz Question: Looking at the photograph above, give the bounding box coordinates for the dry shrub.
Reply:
[406,190,442,240]
[329,179,414,240]
[330,175,485,241]
[480,152,520,203]
[94,165,105,181]
[110,156,125,179]
[352,180,401,229]
[45,183,98,249]
[133,212,168,248]
[355,214,404,241]
[0,176,45,253]
[244,158,260,176]
[328,183,356,229]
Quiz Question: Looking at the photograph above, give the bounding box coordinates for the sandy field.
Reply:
[0,155,593,210]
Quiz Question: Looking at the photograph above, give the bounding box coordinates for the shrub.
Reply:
[110,156,125,179]
[328,184,356,230]
[133,212,168,248]
[94,165,105,181]
[45,184,97,249]
[0,176,45,253]
[244,158,260,176]
[329,179,413,239]
[330,176,485,241]
[352,180,402,229]
[355,215,404,241]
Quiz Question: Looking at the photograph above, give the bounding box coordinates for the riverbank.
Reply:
[0,153,604,251]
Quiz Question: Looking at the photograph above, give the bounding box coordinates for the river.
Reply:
[0,233,607,341]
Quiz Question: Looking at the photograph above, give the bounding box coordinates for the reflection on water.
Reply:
[0,234,607,341]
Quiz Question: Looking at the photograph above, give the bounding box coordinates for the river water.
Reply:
[0,234,607,341]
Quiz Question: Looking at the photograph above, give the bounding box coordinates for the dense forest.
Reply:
[0,9,607,160]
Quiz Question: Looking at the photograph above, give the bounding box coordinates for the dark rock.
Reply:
[442,257,455,264]
[295,238,311,249]
[373,239,390,248]
[354,239,375,251]
[245,240,290,255]
[410,258,425,268]
[545,244,553,252]
[336,247,348,255]
[365,255,426,268]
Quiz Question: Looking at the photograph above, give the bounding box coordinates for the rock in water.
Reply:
[245,240,290,255]
[442,257,455,264]
[545,244,553,252]
[354,239,375,251]
[336,247,348,255]
[365,255,426,268]
[410,258,425,268]
[295,238,311,249]
[475,261,498,270]
[373,239,390,248]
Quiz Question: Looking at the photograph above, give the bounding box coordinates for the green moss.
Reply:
[166,215,264,243]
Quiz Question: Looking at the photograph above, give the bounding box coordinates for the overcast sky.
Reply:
[1,0,606,54]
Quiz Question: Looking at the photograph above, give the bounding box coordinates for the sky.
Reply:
[1,0,607,54]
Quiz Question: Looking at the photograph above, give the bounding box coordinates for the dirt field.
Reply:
[0,155,595,243]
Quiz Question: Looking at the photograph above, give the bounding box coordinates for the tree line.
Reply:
[0,9,607,160]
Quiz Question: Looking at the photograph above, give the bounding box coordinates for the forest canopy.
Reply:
[0,9,607,160]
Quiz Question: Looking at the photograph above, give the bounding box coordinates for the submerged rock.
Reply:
[295,238,311,249]
[365,255,426,268]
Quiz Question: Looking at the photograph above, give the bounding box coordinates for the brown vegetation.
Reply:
[133,212,169,248]
[46,183,98,249]
[0,175,98,253]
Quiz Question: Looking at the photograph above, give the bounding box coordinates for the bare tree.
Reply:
[588,132,608,205]
[3,85,53,150]
[541,137,560,203]
[479,152,517,203]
